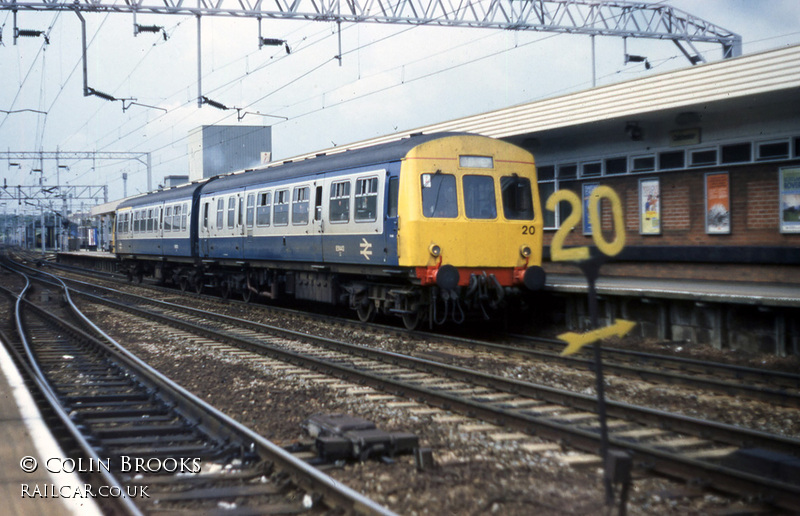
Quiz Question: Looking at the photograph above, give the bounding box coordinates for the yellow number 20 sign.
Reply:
[545,185,626,262]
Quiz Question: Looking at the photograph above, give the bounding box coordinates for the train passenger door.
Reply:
[384,174,399,265]
[312,183,325,259]
[199,199,211,258]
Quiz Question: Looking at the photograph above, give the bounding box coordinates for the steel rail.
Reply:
[53,276,800,511]
[43,260,800,410]
[5,260,397,516]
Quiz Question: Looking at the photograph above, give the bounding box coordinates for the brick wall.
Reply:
[543,163,800,282]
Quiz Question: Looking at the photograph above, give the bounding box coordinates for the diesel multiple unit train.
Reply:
[115,133,546,329]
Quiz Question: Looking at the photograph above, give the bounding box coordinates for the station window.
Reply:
[558,164,577,179]
[245,194,255,228]
[658,150,685,170]
[537,165,555,181]
[721,142,751,164]
[292,186,310,225]
[690,149,718,167]
[227,197,236,229]
[274,190,289,226]
[757,141,790,161]
[257,192,271,226]
[581,162,602,177]
[216,199,224,229]
[604,157,627,175]
[500,175,535,221]
[421,173,457,218]
[329,180,351,223]
[164,207,172,231]
[463,175,497,219]
[632,156,655,172]
[535,182,554,229]
[355,177,379,222]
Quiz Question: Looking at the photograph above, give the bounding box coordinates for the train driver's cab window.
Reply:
[256,192,271,226]
[329,180,351,223]
[355,177,379,222]
[216,199,224,229]
[421,172,457,218]
[463,175,497,219]
[274,189,289,226]
[292,186,310,225]
[203,202,209,230]
[500,175,535,220]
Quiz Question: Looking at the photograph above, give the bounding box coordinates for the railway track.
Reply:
[23,263,800,512]
[44,257,800,410]
[0,259,394,515]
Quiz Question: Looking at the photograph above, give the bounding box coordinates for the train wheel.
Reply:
[356,302,375,323]
[220,282,231,301]
[178,277,188,293]
[242,287,253,303]
[402,310,421,331]
[193,277,204,295]
[135,271,144,284]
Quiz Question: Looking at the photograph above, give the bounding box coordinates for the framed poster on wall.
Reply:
[780,166,800,233]
[582,183,598,235]
[705,172,730,234]
[639,178,661,235]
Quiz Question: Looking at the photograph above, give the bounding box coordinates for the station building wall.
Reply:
[541,160,800,284]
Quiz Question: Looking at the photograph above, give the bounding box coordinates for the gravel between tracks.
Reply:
[74,297,791,515]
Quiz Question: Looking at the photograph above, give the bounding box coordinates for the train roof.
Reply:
[116,178,212,210]
[201,132,470,195]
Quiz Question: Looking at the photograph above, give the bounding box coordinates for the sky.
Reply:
[1,0,799,208]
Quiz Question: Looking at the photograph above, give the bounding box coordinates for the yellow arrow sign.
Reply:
[558,319,636,356]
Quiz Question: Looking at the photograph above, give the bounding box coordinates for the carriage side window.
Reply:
[329,180,351,223]
[203,202,210,230]
[227,197,236,229]
[173,204,181,232]
[463,175,497,219]
[164,207,172,231]
[246,193,255,228]
[238,196,244,227]
[387,177,399,218]
[500,175,535,220]
[133,211,139,233]
[274,189,289,226]
[421,173,457,218]
[147,209,154,232]
[292,186,310,225]
[355,177,379,222]
[182,203,188,231]
[256,192,271,226]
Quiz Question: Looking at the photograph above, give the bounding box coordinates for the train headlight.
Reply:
[429,244,441,257]
[520,245,532,258]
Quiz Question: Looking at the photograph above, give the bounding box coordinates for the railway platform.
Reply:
[0,339,102,516]
[545,273,800,357]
